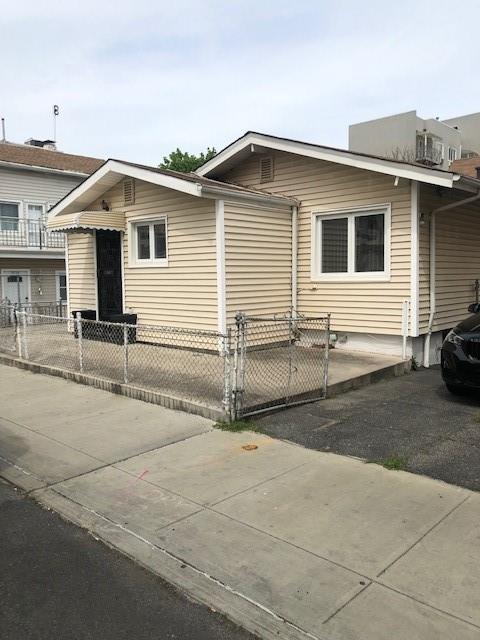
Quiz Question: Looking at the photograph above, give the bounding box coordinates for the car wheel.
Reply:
[445,383,464,395]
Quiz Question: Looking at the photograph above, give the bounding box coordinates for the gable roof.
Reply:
[0,141,104,176]
[48,158,297,218]
[196,131,478,190]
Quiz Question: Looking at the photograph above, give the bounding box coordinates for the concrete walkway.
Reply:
[0,365,479,640]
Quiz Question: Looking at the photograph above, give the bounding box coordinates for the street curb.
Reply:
[327,360,411,397]
[33,487,326,640]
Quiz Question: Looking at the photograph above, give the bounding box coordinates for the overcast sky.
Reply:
[2,0,480,165]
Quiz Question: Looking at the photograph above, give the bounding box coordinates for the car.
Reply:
[441,303,480,394]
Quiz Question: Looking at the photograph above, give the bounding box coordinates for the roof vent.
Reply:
[24,138,57,150]
[259,156,274,183]
[123,177,135,206]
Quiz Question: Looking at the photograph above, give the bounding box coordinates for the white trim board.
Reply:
[215,199,226,334]
[197,131,460,189]
[410,181,420,337]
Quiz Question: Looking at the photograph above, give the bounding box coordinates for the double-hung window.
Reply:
[131,217,168,265]
[0,201,20,231]
[313,206,390,281]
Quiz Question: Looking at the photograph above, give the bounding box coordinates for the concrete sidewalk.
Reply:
[0,365,479,640]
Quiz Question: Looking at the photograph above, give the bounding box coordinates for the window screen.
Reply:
[0,202,19,231]
[321,218,348,273]
[154,222,166,259]
[137,225,150,260]
[355,214,384,272]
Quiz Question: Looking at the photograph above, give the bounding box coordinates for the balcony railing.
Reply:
[0,217,65,249]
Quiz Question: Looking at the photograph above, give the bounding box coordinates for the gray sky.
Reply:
[2,0,480,165]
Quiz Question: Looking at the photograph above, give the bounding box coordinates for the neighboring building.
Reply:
[48,131,480,367]
[349,110,480,170]
[0,139,103,308]
[451,155,480,178]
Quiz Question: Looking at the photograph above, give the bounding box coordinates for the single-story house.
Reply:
[48,131,480,366]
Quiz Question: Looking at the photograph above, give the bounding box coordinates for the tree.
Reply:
[160,147,216,173]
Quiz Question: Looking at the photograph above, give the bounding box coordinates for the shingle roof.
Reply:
[111,159,296,201]
[0,142,104,175]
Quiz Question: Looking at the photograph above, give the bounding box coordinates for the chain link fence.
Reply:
[0,306,329,419]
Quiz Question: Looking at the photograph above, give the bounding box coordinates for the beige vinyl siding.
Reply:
[0,257,65,302]
[221,151,412,334]
[419,185,480,331]
[66,233,96,310]
[89,179,218,330]
[224,201,292,324]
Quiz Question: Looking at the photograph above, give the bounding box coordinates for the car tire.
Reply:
[445,383,464,395]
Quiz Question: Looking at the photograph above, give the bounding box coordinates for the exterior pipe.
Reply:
[424,189,480,367]
[291,205,298,315]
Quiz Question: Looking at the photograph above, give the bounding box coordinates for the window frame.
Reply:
[311,204,391,282]
[55,270,67,302]
[0,200,21,231]
[128,215,168,267]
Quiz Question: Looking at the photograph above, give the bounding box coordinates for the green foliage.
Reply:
[160,147,216,173]
[214,420,258,433]
[375,456,408,471]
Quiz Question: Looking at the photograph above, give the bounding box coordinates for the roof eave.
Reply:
[197,132,457,188]
[0,158,91,178]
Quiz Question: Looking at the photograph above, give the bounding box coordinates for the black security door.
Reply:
[96,230,123,320]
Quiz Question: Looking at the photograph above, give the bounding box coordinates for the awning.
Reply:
[47,210,125,233]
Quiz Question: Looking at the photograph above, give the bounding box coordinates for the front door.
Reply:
[96,230,123,320]
[2,270,29,304]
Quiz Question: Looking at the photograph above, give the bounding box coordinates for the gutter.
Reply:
[423,189,480,366]
[0,159,90,178]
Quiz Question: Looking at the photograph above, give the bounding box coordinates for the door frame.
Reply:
[1,268,32,304]
[94,229,125,319]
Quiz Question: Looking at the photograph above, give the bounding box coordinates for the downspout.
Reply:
[291,205,298,316]
[424,189,480,367]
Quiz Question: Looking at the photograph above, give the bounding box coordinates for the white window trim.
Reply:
[128,215,168,267]
[55,270,67,301]
[311,203,391,282]
[0,199,21,229]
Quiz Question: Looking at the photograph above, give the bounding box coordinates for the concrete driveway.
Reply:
[0,365,479,640]
[258,366,480,491]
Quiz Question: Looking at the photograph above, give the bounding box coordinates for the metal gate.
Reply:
[0,305,18,353]
[232,313,330,418]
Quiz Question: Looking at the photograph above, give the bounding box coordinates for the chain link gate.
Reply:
[231,313,330,418]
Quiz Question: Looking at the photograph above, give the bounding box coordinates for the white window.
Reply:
[131,218,168,266]
[56,271,67,301]
[448,147,458,162]
[0,201,20,231]
[313,206,390,281]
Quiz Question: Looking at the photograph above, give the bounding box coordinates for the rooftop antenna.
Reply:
[52,105,59,142]
[1,118,5,142]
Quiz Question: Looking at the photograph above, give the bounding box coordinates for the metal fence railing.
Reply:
[0,306,330,419]
[0,216,65,249]
[233,313,330,417]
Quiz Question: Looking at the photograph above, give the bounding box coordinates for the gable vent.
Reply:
[123,177,135,206]
[259,156,274,183]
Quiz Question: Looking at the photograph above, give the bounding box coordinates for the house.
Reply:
[0,138,103,308]
[349,110,480,170]
[451,155,480,179]
[47,131,480,367]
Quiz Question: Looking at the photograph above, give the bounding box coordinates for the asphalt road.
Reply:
[257,366,480,491]
[0,481,255,640]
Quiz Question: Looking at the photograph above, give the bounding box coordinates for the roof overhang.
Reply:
[197,132,469,190]
[0,158,90,178]
[48,159,295,219]
[47,210,125,233]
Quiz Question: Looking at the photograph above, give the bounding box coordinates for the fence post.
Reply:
[233,312,246,419]
[21,310,29,360]
[221,329,232,419]
[323,314,331,398]
[123,323,129,384]
[14,308,22,358]
[76,312,84,373]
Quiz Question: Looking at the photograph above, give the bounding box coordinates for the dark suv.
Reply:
[441,304,480,394]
